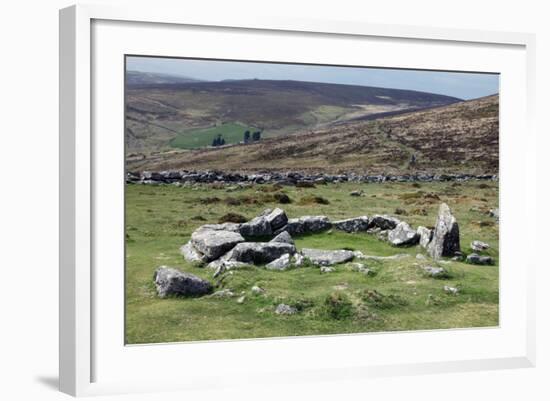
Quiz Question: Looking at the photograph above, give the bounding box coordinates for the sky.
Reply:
[126,56,499,100]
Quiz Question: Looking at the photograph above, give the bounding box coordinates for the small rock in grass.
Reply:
[423,266,450,278]
[470,240,490,252]
[301,248,354,266]
[349,190,363,197]
[416,253,427,260]
[320,266,335,274]
[350,262,374,276]
[209,289,235,298]
[466,253,494,265]
[251,285,265,295]
[275,303,298,315]
[237,295,246,304]
[443,285,459,295]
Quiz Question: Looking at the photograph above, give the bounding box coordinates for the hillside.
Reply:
[126,70,202,86]
[125,79,461,152]
[127,94,498,175]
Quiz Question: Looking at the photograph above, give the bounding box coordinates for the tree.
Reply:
[211,134,224,147]
[243,130,250,143]
[252,131,261,141]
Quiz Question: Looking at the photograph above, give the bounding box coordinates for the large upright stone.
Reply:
[154,266,213,298]
[427,203,460,259]
[191,227,244,261]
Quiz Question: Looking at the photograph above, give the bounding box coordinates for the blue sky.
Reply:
[127,56,499,100]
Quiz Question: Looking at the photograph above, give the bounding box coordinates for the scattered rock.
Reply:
[237,295,246,304]
[251,285,265,295]
[466,253,494,265]
[275,303,298,315]
[349,190,363,197]
[227,242,296,265]
[416,253,427,260]
[369,215,401,230]
[443,285,459,295]
[333,216,370,233]
[277,216,332,235]
[154,266,213,298]
[265,253,291,270]
[292,253,305,267]
[239,216,272,237]
[350,262,374,275]
[180,241,206,264]
[302,248,354,266]
[427,203,460,259]
[320,266,335,273]
[470,240,490,252]
[209,289,235,298]
[388,221,420,246]
[422,266,450,278]
[191,227,244,261]
[269,230,294,245]
[417,226,433,249]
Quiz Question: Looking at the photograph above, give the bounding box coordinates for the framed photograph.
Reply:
[59,4,536,396]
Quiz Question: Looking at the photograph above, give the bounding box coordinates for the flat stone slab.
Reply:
[333,216,370,233]
[278,216,332,235]
[191,227,245,261]
[227,242,296,265]
[301,248,355,266]
[154,266,213,298]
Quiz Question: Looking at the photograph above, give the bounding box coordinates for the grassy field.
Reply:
[169,122,258,149]
[125,180,499,344]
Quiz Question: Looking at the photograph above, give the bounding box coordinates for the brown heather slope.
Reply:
[126,95,498,175]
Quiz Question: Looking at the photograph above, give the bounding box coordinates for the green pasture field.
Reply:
[169,122,258,149]
[125,180,499,344]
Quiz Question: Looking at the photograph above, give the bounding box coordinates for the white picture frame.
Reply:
[59,4,536,397]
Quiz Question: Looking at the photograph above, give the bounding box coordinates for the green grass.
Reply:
[169,122,258,149]
[125,180,499,344]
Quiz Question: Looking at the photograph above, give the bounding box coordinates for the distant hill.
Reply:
[125,79,461,152]
[126,70,202,86]
[127,94,498,175]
